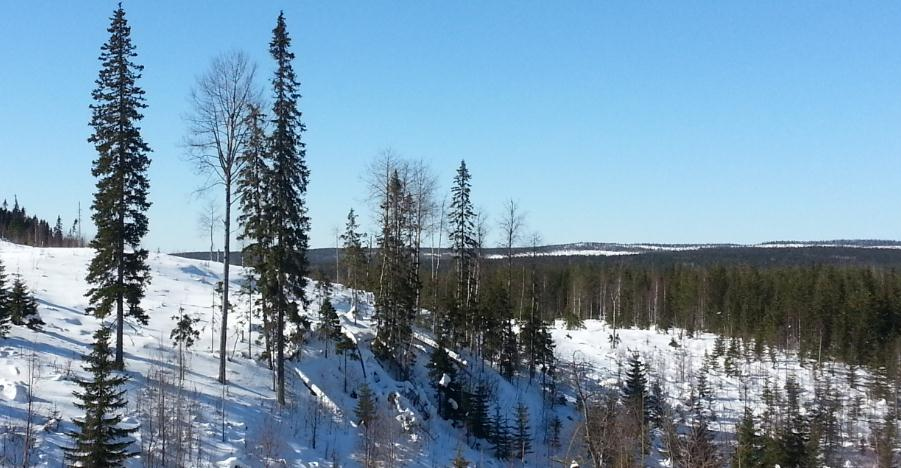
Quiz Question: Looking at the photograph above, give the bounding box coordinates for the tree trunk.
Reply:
[219,189,231,384]
[115,176,126,370]
[277,273,286,405]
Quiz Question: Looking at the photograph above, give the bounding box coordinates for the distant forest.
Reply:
[0,197,84,247]
[178,243,901,373]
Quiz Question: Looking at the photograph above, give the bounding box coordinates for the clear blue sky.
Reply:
[2,1,900,252]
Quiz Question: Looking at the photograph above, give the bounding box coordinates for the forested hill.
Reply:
[174,240,901,270]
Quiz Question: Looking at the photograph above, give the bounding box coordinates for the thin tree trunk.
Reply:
[219,189,231,384]
[277,272,285,405]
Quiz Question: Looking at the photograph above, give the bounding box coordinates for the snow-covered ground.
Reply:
[0,240,892,466]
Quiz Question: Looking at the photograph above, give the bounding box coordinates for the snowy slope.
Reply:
[0,240,892,466]
[0,242,579,466]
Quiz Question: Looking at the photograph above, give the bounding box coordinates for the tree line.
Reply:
[0,197,85,247]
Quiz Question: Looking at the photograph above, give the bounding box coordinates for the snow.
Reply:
[0,240,891,466]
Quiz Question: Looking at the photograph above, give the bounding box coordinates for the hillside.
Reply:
[0,241,895,466]
[174,239,901,273]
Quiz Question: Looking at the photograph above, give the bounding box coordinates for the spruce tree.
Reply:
[318,297,340,357]
[354,383,377,427]
[498,319,519,379]
[8,275,43,330]
[236,103,272,365]
[0,260,10,338]
[490,404,511,460]
[446,160,476,345]
[427,342,459,420]
[340,208,366,308]
[267,11,311,405]
[621,352,649,420]
[682,408,720,468]
[512,401,532,463]
[85,4,152,370]
[465,381,491,441]
[481,283,511,362]
[733,407,765,468]
[780,377,811,467]
[372,171,417,375]
[53,216,64,244]
[66,326,136,466]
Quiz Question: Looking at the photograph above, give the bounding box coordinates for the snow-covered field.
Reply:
[0,241,892,466]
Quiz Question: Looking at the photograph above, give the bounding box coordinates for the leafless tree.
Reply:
[197,199,221,264]
[498,199,526,289]
[184,50,261,384]
[22,350,40,467]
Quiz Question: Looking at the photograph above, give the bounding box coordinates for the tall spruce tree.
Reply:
[373,171,417,375]
[447,160,476,345]
[267,11,311,405]
[236,103,272,363]
[85,4,152,369]
[66,326,136,466]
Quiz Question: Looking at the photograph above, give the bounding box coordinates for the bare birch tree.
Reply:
[184,50,260,384]
[498,199,525,290]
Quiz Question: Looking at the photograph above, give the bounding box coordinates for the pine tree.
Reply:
[66,326,137,466]
[0,260,11,338]
[170,307,201,349]
[267,11,311,405]
[85,4,152,370]
[8,274,43,330]
[733,407,765,468]
[446,160,476,345]
[513,401,532,462]
[335,334,358,393]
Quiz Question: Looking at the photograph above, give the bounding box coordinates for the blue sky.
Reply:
[2,1,900,252]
